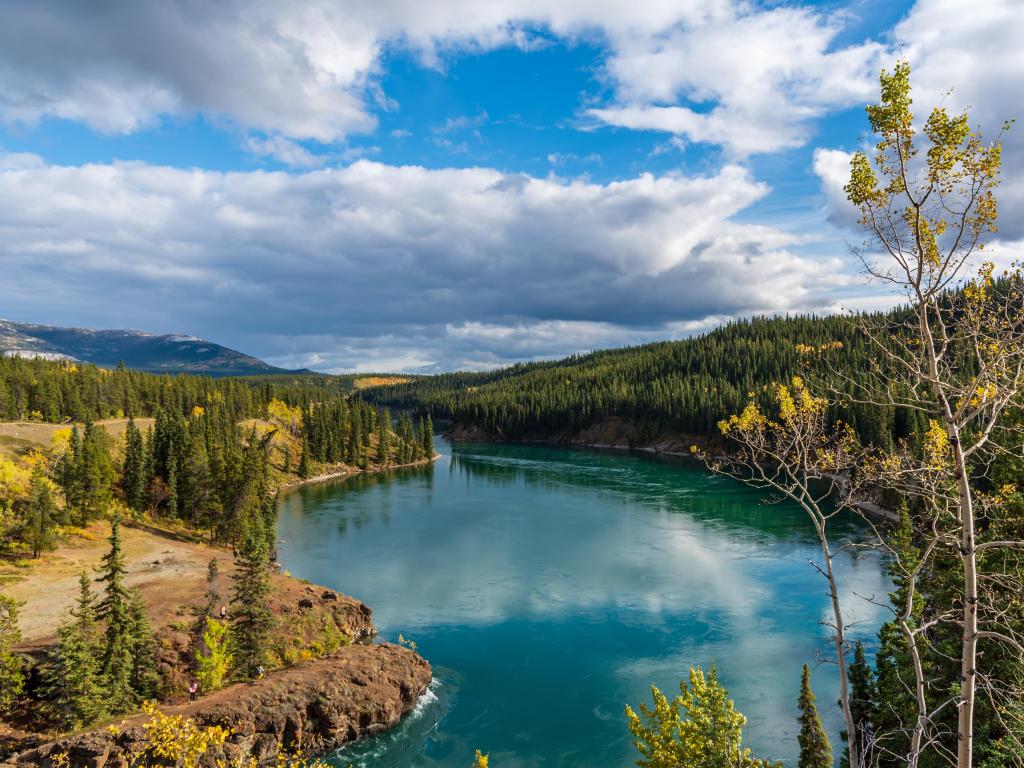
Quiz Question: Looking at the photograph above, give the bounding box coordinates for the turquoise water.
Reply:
[276,438,890,768]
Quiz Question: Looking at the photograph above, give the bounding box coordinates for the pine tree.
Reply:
[0,594,24,712]
[97,515,136,712]
[230,532,273,679]
[44,573,105,729]
[841,641,877,767]
[797,665,832,768]
[24,466,59,558]
[78,420,116,524]
[61,426,82,516]
[376,410,390,465]
[122,417,147,512]
[127,589,159,699]
[298,436,311,478]
[422,414,434,459]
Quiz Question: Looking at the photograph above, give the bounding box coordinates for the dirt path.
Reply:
[3,520,227,650]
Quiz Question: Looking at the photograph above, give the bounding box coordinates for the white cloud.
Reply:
[812,0,1024,269]
[590,6,886,156]
[0,156,844,371]
[0,0,886,157]
[244,136,326,169]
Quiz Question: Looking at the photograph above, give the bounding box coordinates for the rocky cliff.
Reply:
[6,643,431,767]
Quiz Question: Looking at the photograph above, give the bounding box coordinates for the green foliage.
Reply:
[44,572,106,730]
[625,666,778,768]
[840,641,877,767]
[195,616,232,693]
[231,532,273,679]
[797,666,832,768]
[24,465,60,557]
[365,313,926,450]
[0,593,24,711]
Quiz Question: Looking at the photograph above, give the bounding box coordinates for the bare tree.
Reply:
[698,62,1023,768]
[694,378,864,768]
[844,60,1023,768]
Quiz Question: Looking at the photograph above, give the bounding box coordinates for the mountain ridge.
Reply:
[0,319,302,376]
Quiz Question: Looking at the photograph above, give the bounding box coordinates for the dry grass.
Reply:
[0,418,155,459]
[352,376,412,390]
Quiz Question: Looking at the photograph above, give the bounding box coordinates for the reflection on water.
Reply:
[277,438,891,768]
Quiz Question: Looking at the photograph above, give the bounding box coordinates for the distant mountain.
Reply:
[0,319,300,376]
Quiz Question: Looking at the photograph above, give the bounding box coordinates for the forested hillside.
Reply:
[363,311,925,449]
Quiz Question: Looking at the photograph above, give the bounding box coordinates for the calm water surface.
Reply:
[277,437,890,768]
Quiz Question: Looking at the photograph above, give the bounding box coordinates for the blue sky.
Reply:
[0,0,1020,372]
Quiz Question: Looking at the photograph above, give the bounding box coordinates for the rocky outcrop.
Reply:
[6,644,431,767]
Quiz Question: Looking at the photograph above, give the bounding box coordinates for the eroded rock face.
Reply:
[7,644,431,768]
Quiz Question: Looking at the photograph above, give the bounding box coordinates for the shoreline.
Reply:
[278,452,442,491]
[446,420,899,522]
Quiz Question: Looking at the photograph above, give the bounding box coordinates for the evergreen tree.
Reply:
[97,515,136,711]
[230,532,273,679]
[422,414,434,459]
[376,410,390,465]
[122,417,148,512]
[44,573,105,729]
[127,589,159,699]
[61,426,82,515]
[841,641,877,767]
[77,420,117,524]
[0,594,24,712]
[24,466,59,558]
[298,436,311,479]
[797,665,832,768]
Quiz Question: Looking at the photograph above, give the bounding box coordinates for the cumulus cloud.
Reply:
[0,157,843,371]
[0,0,887,158]
[812,0,1024,267]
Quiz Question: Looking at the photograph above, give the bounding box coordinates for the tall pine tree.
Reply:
[44,573,105,729]
[97,515,136,712]
[231,531,273,679]
[797,665,832,768]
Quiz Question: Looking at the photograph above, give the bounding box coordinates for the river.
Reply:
[276,436,891,767]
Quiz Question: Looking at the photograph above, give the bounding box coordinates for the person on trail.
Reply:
[188,680,198,702]
[219,604,227,620]
[256,665,265,680]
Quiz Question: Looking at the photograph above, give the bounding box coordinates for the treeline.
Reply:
[0,356,360,424]
[364,313,926,449]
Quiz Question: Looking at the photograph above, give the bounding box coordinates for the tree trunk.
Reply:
[953,437,977,768]
[820,528,860,768]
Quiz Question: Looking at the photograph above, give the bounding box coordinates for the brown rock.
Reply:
[6,644,431,768]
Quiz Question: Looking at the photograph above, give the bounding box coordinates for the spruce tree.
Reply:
[0,594,24,712]
[127,589,159,699]
[797,665,832,768]
[231,531,273,679]
[376,411,390,465]
[78,421,116,524]
[24,466,60,558]
[422,414,434,459]
[841,641,877,767]
[61,427,82,517]
[97,515,136,711]
[44,573,105,729]
[298,436,311,478]
[122,417,147,512]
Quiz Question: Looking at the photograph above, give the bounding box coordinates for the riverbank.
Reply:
[447,417,703,457]
[5,644,431,767]
[0,520,432,765]
[448,419,899,522]
[279,452,442,491]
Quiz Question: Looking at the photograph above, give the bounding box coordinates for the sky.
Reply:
[1,0,1022,373]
